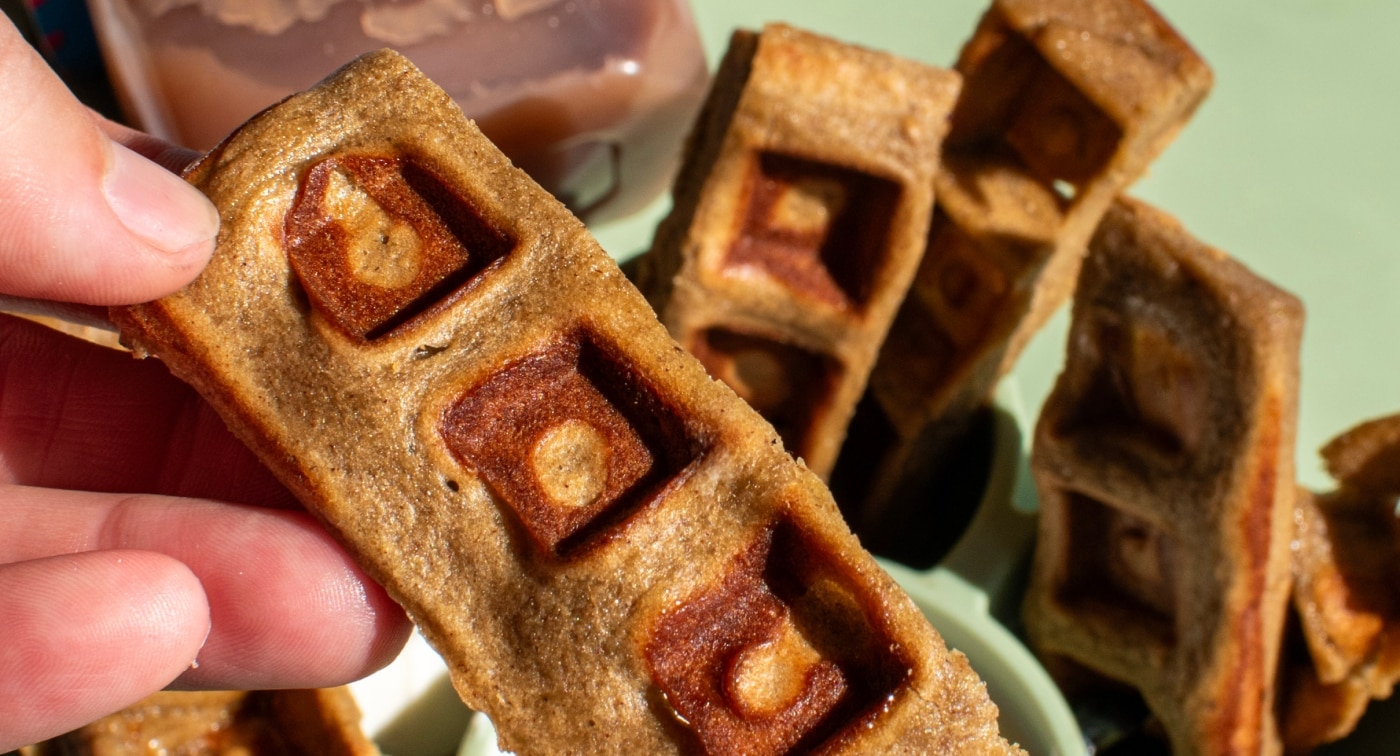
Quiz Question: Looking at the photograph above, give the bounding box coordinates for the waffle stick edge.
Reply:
[110,50,1020,756]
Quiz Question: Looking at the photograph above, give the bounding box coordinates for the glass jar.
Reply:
[84,0,710,222]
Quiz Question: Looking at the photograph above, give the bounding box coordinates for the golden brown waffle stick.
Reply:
[637,23,960,481]
[110,51,1019,755]
[20,688,378,755]
[1282,414,1400,751]
[1022,198,1302,755]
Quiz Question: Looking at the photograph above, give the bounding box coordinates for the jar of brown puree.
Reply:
[84,0,710,221]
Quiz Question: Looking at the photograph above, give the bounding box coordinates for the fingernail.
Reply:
[103,141,219,256]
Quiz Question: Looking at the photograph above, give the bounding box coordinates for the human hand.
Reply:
[0,18,411,750]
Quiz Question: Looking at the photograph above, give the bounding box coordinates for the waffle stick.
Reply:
[637,23,960,481]
[110,50,1019,756]
[1021,197,1303,755]
[21,688,378,756]
[835,0,1212,544]
[830,156,1060,548]
[1282,414,1400,751]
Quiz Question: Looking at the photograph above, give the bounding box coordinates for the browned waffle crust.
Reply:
[841,0,1213,525]
[637,24,960,481]
[22,688,378,755]
[109,50,1020,755]
[1283,414,1400,751]
[1021,197,1303,754]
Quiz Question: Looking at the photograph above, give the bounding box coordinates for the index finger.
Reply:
[0,313,296,508]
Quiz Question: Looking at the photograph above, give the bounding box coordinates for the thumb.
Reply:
[0,19,219,306]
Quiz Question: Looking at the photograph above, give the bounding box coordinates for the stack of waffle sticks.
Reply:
[641,1,1396,752]
[640,0,1213,562]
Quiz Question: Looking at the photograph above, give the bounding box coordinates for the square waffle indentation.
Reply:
[725,152,901,311]
[1058,489,1179,648]
[646,518,912,755]
[880,207,1050,415]
[909,211,1013,348]
[1003,62,1123,188]
[285,155,514,341]
[948,21,1123,193]
[687,327,842,462]
[1053,311,1208,462]
[440,329,706,557]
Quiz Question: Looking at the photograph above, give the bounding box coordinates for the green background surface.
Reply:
[594,0,1400,492]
